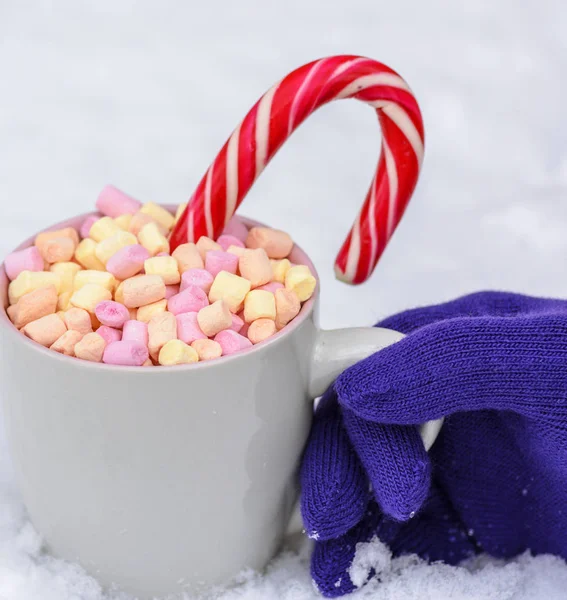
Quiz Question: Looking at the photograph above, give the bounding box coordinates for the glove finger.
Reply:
[300,388,370,541]
[343,407,430,521]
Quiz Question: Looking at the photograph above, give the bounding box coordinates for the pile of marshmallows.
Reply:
[3,186,316,367]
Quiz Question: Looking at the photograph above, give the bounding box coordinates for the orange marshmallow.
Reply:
[8,271,62,305]
[148,311,177,360]
[37,237,76,264]
[172,243,204,273]
[246,227,293,259]
[122,275,166,308]
[247,318,277,344]
[196,236,221,260]
[144,256,180,285]
[284,265,316,301]
[275,288,301,329]
[129,212,159,236]
[11,285,58,329]
[136,299,168,323]
[191,338,222,361]
[50,329,84,356]
[7,305,18,323]
[64,307,93,334]
[197,300,232,337]
[70,284,112,313]
[35,227,79,249]
[239,248,272,288]
[243,290,276,323]
[74,332,107,362]
[208,271,251,313]
[23,313,67,347]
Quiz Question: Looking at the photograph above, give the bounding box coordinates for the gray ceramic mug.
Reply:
[0,213,442,598]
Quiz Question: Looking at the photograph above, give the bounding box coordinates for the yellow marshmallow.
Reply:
[191,338,222,361]
[57,291,72,311]
[284,265,316,301]
[114,281,125,304]
[158,339,199,366]
[144,256,180,285]
[138,222,170,256]
[137,299,168,323]
[70,283,112,313]
[114,214,133,231]
[196,236,221,260]
[95,231,138,266]
[89,216,122,242]
[271,259,292,284]
[243,290,276,323]
[8,271,62,305]
[74,270,116,292]
[75,238,106,271]
[208,271,251,313]
[172,243,203,273]
[139,202,175,231]
[174,202,187,225]
[50,262,82,293]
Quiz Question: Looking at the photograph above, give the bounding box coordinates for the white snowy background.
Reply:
[1,0,567,598]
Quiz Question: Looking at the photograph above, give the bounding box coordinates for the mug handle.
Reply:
[285,326,443,541]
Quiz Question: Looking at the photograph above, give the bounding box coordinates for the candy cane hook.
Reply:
[170,55,424,285]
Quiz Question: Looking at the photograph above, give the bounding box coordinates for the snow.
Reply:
[1,0,567,598]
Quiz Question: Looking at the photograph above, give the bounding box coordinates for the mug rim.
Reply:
[0,212,319,374]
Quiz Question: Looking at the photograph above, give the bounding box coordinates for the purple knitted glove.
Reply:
[300,291,567,596]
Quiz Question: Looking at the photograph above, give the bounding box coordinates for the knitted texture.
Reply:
[300,291,567,597]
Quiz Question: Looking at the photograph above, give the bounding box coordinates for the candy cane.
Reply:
[170,55,424,285]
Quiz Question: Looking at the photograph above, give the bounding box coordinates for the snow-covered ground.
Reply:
[1,1,566,598]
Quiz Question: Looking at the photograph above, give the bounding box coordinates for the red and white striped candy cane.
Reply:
[170,55,424,284]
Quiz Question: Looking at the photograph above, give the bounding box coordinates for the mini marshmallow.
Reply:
[168,285,209,315]
[95,300,130,328]
[138,222,170,256]
[114,281,125,304]
[74,332,107,362]
[136,299,168,323]
[239,248,272,288]
[176,312,207,344]
[214,329,252,355]
[180,268,214,294]
[191,338,222,361]
[229,312,244,333]
[23,313,67,347]
[243,290,276,323]
[246,227,293,259]
[257,282,284,293]
[6,305,17,323]
[158,339,199,366]
[174,203,187,225]
[35,227,79,249]
[80,215,99,239]
[164,285,179,300]
[222,216,249,242]
[57,291,72,311]
[122,320,149,346]
[106,244,150,280]
[74,270,116,292]
[8,271,62,304]
[284,265,316,301]
[172,243,204,273]
[50,329,84,356]
[122,275,166,308]
[97,325,122,345]
[10,285,58,329]
[89,217,122,243]
[205,250,239,278]
[64,307,93,334]
[139,202,175,231]
[196,236,221,259]
[238,311,250,338]
[103,340,149,366]
[197,300,232,337]
[4,246,44,281]
[128,212,161,237]
[50,262,82,293]
[247,318,277,344]
[217,235,245,251]
[148,312,177,360]
[208,271,251,313]
[115,214,133,231]
[96,185,142,217]
[275,288,301,329]
[37,237,76,264]
[226,245,246,258]
[144,256,180,285]
[70,284,112,313]
[95,232,138,265]
[75,239,106,271]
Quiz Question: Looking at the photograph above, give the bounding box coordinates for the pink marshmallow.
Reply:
[167,285,209,315]
[97,325,123,345]
[217,235,245,252]
[257,282,284,293]
[106,244,150,280]
[156,252,169,257]
[96,185,142,218]
[80,215,100,239]
[214,329,252,356]
[180,268,214,293]
[165,284,180,299]
[176,312,207,344]
[122,320,148,346]
[229,313,244,333]
[205,251,239,278]
[3,246,44,281]
[222,216,248,242]
[103,340,149,366]
[95,300,130,329]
